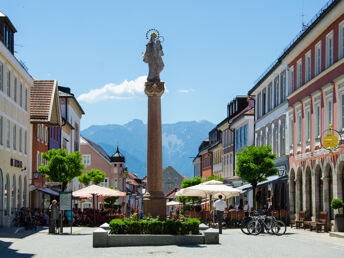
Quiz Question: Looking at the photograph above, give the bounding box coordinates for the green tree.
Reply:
[177,177,203,205]
[78,169,106,186]
[38,149,85,191]
[235,145,278,210]
[205,175,224,182]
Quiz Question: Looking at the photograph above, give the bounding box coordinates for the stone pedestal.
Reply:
[143,81,166,219]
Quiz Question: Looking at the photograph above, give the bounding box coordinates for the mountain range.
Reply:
[81,119,215,178]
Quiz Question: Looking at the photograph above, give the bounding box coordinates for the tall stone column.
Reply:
[143,81,166,219]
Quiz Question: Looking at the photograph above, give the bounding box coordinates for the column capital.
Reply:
[145,82,165,97]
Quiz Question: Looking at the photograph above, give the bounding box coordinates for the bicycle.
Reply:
[247,213,286,236]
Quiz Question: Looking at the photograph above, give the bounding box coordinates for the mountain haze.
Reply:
[81,119,215,178]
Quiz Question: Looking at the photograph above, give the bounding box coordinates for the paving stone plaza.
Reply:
[0,227,343,258]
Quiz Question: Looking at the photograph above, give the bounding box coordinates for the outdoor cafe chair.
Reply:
[310,211,328,233]
[290,211,306,229]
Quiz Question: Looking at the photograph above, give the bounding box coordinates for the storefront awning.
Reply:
[36,187,59,196]
[235,175,288,192]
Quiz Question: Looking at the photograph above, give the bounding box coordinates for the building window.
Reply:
[273,126,278,155]
[24,130,27,154]
[314,101,321,138]
[281,72,286,102]
[280,123,285,156]
[19,127,22,152]
[341,92,344,131]
[327,99,333,127]
[267,127,272,147]
[305,109,311,143]
[289,116,294,149]
[19,83,22,107]
[274,76,280,107]
[262,89,266,115]
[82,155,91,166]
[243,124,247,146]
[14,77,17,102]
[268,84,272,111]
[315,42,321,75]
[297,59,302,88]
[305,51,311,82]
[289,66,294,94]
[257,93,261,118]
[326,31,333,69]
[7,70,11,97]
[0,62,3,91]
[339,21,344,59]
[6,119,10,148]
[13,124,16,150]
[297,113,302,145]
[25,88,28,111]
[0,116,2,145]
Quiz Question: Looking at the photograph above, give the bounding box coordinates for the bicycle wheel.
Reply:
[247,220,262,235]
[272,220,286,235]
[240,218,251,235]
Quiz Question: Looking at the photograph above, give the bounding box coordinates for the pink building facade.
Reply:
[79,136,126,209]
[287,2,344,227]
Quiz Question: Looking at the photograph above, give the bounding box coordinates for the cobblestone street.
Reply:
[0,227,343,258]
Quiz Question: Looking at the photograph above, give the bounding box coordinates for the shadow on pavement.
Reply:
[0,240,34,257]
[0,226,48,239]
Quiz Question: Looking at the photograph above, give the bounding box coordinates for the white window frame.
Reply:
[0,116,3,146]
[313,95,321,142]
[297,110,302,146]
[324,89,333,130]
[289,66,294,94]
[274,76,280,107]
[7,69,11,97]
[6,119,10,148]
[82,154,91,166]
[13,124,16,151]
[326,31,334,69]
[339,21,344,59]
[338,83,344,131]
[304,104,311,145]
[315,41,322,76]
[19,127,22,152]
[289,112,294,151]
[281,72,286,102]
[305,51,311,82]
[297,59,302,88]
[14,77,17,103]
[0,62,3,92]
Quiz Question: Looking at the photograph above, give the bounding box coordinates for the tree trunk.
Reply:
[252,185,257,211]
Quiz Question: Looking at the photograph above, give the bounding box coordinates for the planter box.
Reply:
[93,228,219,247]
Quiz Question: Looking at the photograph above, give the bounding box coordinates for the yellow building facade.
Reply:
[0,12,33,227]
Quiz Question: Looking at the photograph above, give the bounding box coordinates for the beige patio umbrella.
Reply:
[166,200,182,206]
[73,185,126,225]
[72,184,126,198]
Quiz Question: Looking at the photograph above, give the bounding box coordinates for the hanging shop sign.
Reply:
[321,125,342,153]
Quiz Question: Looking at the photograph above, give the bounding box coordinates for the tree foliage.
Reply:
[205,175,224,182]
[235,145,278,209]
[38,149,85,191]
[177,176,202,203]
[78,169,106,186]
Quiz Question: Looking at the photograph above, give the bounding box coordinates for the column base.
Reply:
[143,192,166,219]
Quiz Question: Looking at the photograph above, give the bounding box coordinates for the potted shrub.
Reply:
[331,198,344,232]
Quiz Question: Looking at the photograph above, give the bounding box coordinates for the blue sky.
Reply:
[2,0,328,129]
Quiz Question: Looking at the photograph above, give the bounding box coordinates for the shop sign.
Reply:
[60,192,72,211]
[323,135,339,148]
[10,158,23,168]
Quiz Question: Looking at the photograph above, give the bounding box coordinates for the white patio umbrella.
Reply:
[175,182,241,199]
[166,200,182,206]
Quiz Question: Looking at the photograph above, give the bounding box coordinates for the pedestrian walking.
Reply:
[49,200,59,234]
[214,195,226,234]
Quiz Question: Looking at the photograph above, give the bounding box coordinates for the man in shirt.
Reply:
[214,195,226,234]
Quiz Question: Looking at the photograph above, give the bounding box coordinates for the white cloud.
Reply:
[77,76,147,103]
[178,88,195,94]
